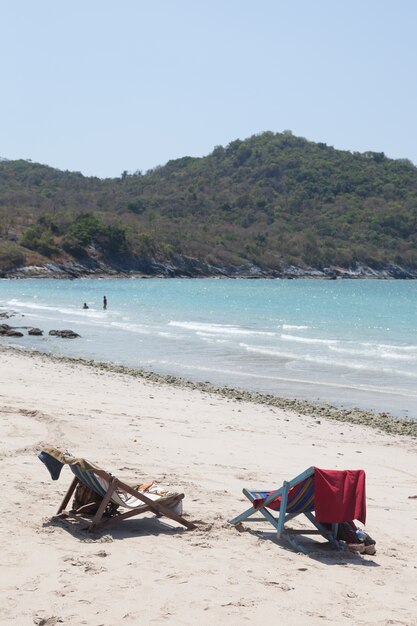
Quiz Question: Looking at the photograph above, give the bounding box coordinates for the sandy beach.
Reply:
[0,347,416,626]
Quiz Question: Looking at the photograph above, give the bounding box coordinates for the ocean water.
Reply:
[1,278,416,419]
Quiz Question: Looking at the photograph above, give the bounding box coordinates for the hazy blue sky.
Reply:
[1,1,416,178]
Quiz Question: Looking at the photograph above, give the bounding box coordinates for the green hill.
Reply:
[1,131,417,276]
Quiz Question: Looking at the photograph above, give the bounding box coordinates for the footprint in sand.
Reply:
[62,555,107,574]
[94,549,109,557]
[33,615,63,625]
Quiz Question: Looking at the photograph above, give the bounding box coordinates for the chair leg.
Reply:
[276,482,289,537]
[284,533,309,554]
[229,505,257,526]
[304,512,343,550]
[259,507,280,531]
[57,477,79,514]
[148,500,196,530]
[88,478,117,532]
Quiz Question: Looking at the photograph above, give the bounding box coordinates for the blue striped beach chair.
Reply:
[228,467,342,553]
[39,448,197,531]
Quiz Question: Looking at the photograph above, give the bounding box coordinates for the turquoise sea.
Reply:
[1,278,416,419]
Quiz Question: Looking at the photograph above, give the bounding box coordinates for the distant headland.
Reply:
[1,131,417,278]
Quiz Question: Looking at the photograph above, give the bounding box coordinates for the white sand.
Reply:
[0,348,416,626]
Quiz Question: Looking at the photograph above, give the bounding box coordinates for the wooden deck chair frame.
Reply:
[228,467,342,553]
[57,465,196,532]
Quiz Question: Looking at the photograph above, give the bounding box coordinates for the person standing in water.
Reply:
[103,295,107,310]
[83,302,89,309]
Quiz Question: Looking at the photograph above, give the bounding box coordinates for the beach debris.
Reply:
[48,330,80,339]
[265,581,295,591]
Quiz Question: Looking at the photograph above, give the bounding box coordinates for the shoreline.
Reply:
[3,271,417,281]
[2,257,417,280]
[2,344,416,438]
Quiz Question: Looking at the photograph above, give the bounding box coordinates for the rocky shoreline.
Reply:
[0,311,80,339]
[1,344,416,438]
[2,255,417,279]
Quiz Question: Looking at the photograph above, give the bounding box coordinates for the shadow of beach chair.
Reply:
[38,447,196,532]
[228,466,366,554]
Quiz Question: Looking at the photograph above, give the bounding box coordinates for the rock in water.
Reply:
[5,329,24,337]
[28,327,43,336]
[48,330,80,339]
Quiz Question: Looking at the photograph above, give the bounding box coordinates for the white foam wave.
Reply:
[199,336,230,344]
[148,359,417,398]
[110,321,151,335]
[282,324,310,330]
[361,342,417,353]
[169,320,275,337]
[157,331,183,340]
[281,333,338,345]
[6,298,107,319]
[239,343,417,378]
[239,344,298,360]
[329,344,417,361]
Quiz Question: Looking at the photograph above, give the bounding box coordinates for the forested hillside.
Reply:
[1,131,417,276]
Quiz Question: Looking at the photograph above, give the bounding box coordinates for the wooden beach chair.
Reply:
[228,466,366,553]
[38,447,196,532]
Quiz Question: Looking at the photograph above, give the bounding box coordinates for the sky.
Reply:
[1,0,416,178]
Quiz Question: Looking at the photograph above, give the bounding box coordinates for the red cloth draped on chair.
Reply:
[314,467,366,524]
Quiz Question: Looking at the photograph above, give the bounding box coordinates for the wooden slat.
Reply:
[57,476,79,514]
[113,479,195,530]
[89,477,117,531]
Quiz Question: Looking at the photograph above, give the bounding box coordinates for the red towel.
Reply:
[314,467,366,524]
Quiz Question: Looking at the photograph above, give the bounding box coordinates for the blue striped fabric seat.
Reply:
[249,476,315,513]
[70,465,109,498]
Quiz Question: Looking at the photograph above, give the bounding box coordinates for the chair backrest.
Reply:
[70,464,147,509]
[285,476,315,513]
[250,475,315,513]
[70,464,109,498]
